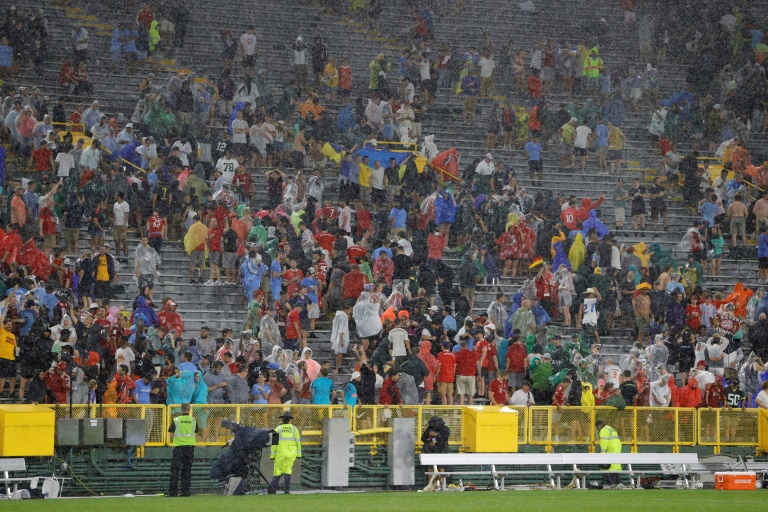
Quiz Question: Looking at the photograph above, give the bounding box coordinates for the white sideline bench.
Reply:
[0,458,66,498]
[420,453,700,490]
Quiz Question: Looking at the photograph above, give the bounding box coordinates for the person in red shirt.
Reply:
[535,262,558,318]
[146,209,167,253]
[29,145,53,173]
[285,304,302,351]
[354,199,371,238]
[341,264,367,300]
[314,231,335,253]
[346,244,367,265]
[527,70,542,99]
[473,330,497,397]
[337,59,352,98]
[206,217,223,285]
[232,165,253,201]
[39,206,58,250]
[283,259,304,299]
[436,340,456,405]
[427,231,446,268]
[560,203,579,230]
[378,371,402,405]
[551,376,571,408]
[136,3,154,30]
[454,337,479,405]
[686,294,702,331]
[505,335,528,393]
[488,370,509,405]
[316,200,338,221]
[574,196,606,224]
[373,251,394,287]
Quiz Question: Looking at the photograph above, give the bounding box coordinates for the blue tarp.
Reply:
[354,146,412,167]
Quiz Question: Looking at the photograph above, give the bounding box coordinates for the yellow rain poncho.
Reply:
[568,233,586,270]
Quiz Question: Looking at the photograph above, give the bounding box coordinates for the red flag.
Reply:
[431,147,460,181]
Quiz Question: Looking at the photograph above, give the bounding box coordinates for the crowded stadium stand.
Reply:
[2,0,768,496]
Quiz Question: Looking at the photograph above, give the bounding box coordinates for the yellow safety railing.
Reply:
[167,404,346,446]
[39,404,765,452]
[529,407,697,452]
[45,403,167,446]
[698,408,759,453]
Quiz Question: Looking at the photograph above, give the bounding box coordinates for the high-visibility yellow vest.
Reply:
[172,414,197,447]
[584,56,602,78]
[270,423,302,459]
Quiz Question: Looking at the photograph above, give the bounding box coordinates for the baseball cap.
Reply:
[485,152,493,160]
[351,371,361,380]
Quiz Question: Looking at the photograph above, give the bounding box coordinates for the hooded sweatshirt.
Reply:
[157,299,184,337]
[679,378,702,408]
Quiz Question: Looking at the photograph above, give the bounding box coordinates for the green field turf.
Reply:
[9,490,765,512]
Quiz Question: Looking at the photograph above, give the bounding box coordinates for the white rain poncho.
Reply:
[330,310,350,354]
[646,334,669,381]
[353,292,383,339]
[421,135,438,160]
[259,314,282,355]
[649,378,671,406]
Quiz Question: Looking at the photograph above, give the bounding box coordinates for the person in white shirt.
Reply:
[603,358,622,388]
[115,338,136,373]
[756,381,768,409]
[478,53,496,96]
[397,233,413,256]
[370,160,386,203]
[239,27,257,69]
[579,288,601,328]
[117,123,136,150]
[113,192,131,257]
[90,116,110,141]
[135,137,157,169]
[55,146,75,177]
[171,138,193,167]
[231,109,249,146]
[337,199,352,234]
[215,149,238,183]
[509,381,536,406]
[573,120,592,173]
[402,77,415,103]
[474,152,495,194]
[388,319,410,363]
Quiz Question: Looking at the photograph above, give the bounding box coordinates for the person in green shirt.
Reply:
[167,402,198,497]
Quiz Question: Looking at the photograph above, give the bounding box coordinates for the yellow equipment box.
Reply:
[0,405,55,456]
[462,406,518,453]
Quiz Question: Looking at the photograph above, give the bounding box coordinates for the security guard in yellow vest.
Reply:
[582,48,602,91]
[269,410,302,494]
[595,419,622,487]
[167,402,198,497]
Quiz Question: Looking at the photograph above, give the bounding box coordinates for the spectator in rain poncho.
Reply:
[649,375,671,406]
[569,233,586,270]
[143,100,176,140]
[166,369,196,405]
[487,295,508,334]
[581,210,609,239]
[300,347,321,381]
[337,103,355,135]
[68,367,89,404]
[678,227,703,255]
[131,296,158,327]
[259,310,281,355]
[552,241,571,271]
[353,292,383,340]
[646,334,669,381]
[241,253,268,302]
[421,135,438,160]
